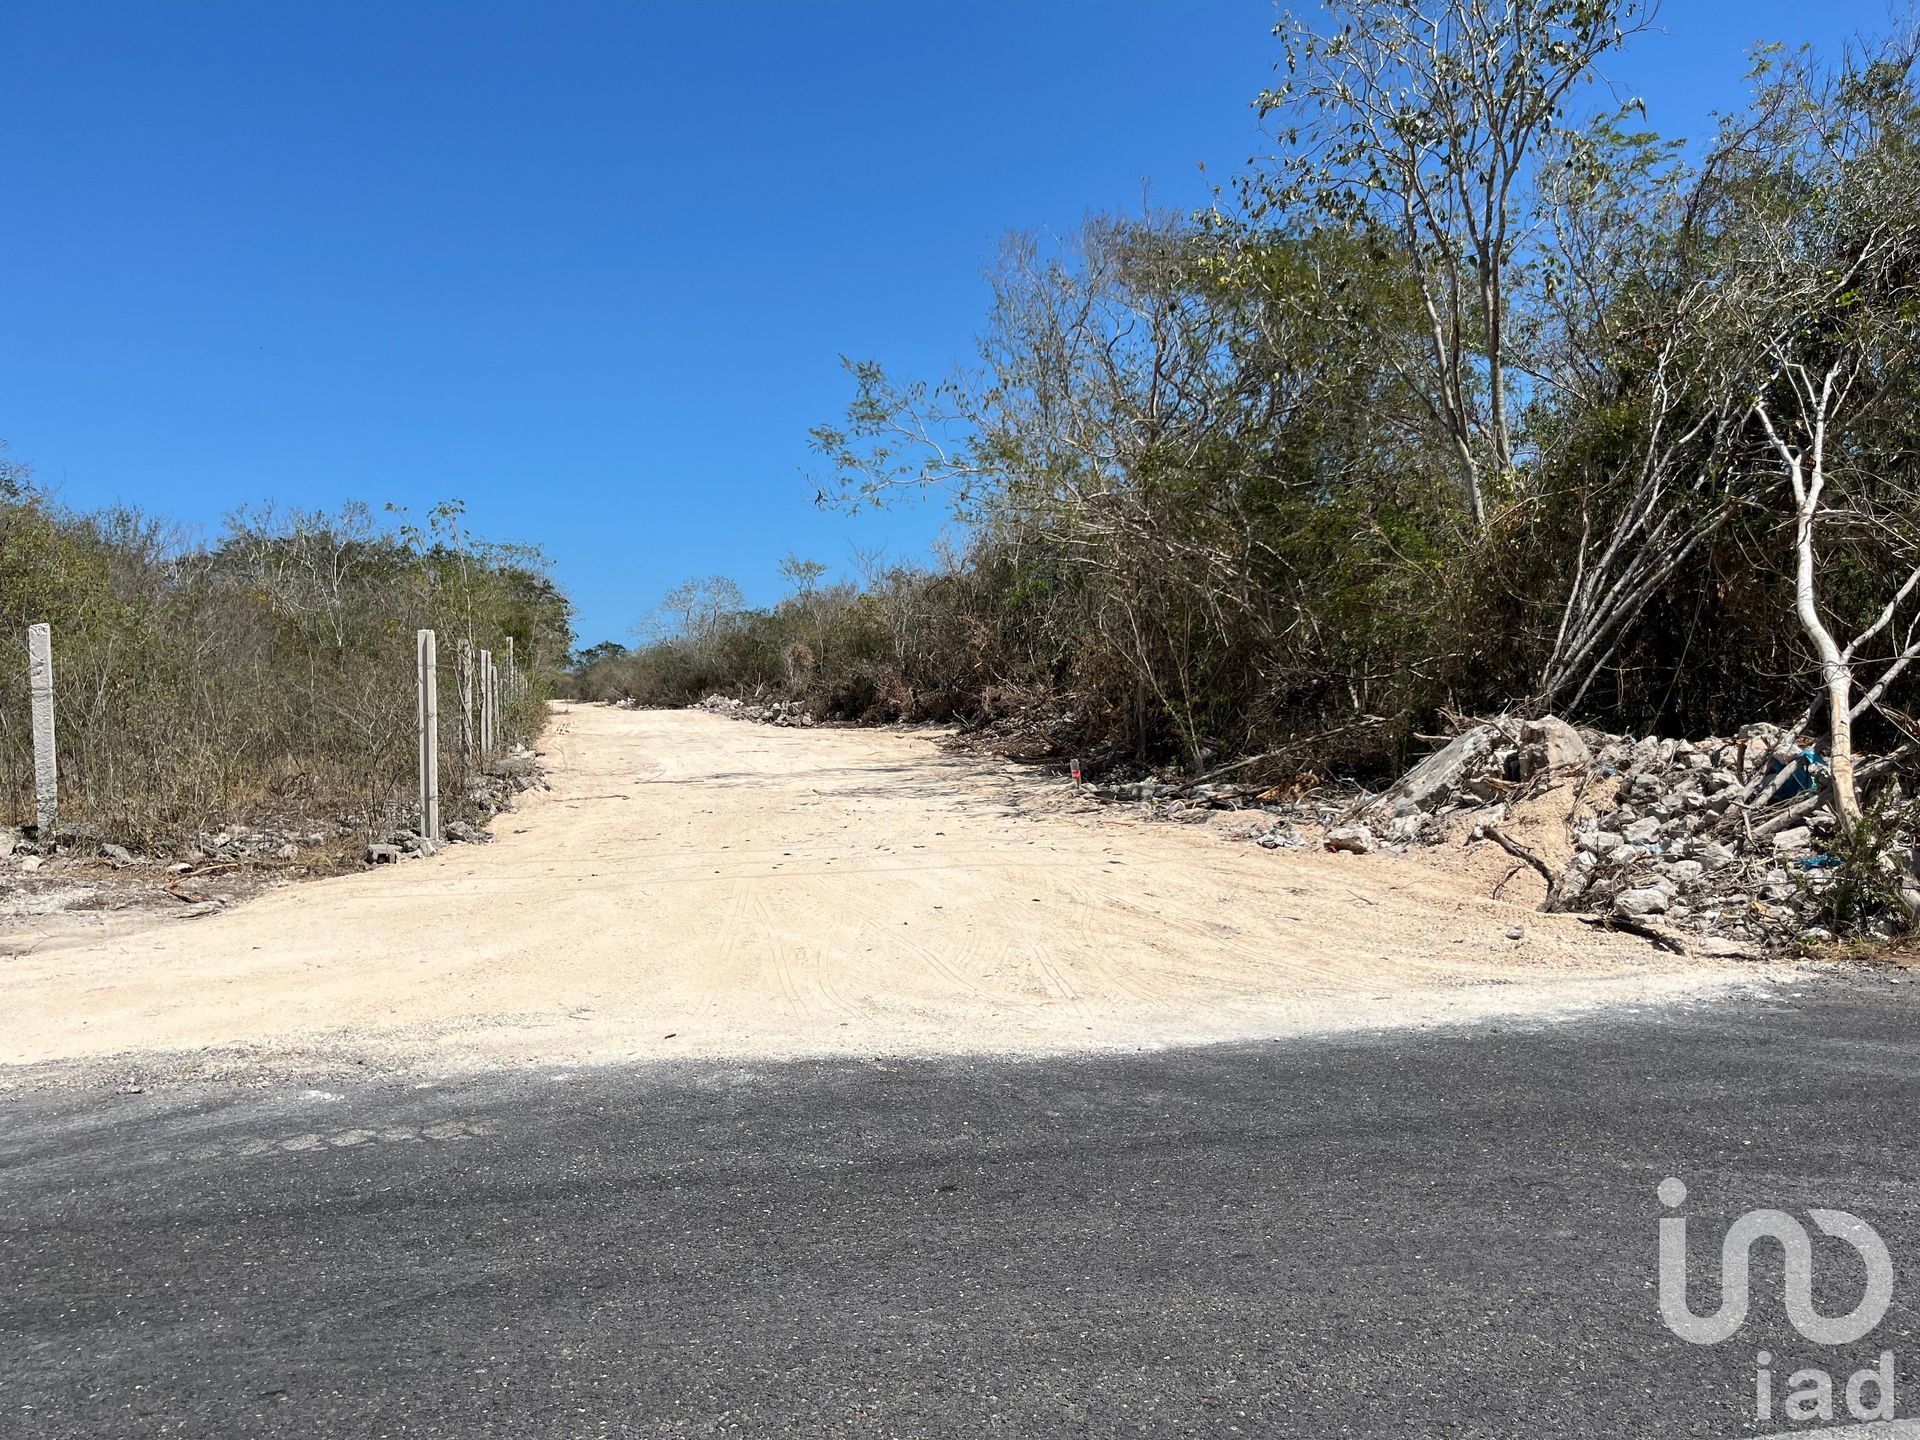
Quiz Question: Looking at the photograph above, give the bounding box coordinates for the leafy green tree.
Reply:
[1249,0,1656,525]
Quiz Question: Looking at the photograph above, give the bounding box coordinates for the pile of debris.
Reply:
[1352,717,1916,951]
[696,694,817,728]
[371,744,547,863]
[1087,716,1916,954]
[0,744,549,874]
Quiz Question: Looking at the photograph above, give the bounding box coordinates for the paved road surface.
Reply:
[6,975,1916,1438]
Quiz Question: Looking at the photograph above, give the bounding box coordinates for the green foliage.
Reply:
[1813,793,1920,937]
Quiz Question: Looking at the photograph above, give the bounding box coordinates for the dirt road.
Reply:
[2,704,1753,1077]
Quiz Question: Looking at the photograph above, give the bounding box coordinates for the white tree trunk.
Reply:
[1774,392,1862,828]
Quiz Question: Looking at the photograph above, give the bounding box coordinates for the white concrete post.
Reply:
[27,622,56,836]
[478,648,493,755]
[506,636,515,704]
[456,639,475,778]
[416,628,440,842]
[489,653,500,745]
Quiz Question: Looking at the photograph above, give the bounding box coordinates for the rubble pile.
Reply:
[375,744,547,863]
[1358,718,1915,950]
[697,694,818,728]
[0,744,548,873]
[1090,716,1917,953]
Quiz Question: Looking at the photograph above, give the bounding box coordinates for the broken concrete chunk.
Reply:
[1771,826,1813,853]
[1325,825,1375,855]
[1519,716,1591,769]
[1664,859,1706,887]
[1693,842,1737,872]
[1623,817,1662,845]
[1375,725,1498,815]
[1615,887,1670,917]
[1384,815,1425,843]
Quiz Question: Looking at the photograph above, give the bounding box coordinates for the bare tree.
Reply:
[1534,306,1753,712]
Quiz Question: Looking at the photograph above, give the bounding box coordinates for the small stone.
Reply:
[1385,815,1424,843]
[1664,859,1706,887]
[1694,841,1737,871]
[100,843,134,866]
[1505,924,1526,940]
[1325,825,1374,855]
[1772,826,1813,853]
[1616,887,1670,916]
[1623,817,1662,845]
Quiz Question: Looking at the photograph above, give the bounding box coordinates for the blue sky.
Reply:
[0,1,1873,648]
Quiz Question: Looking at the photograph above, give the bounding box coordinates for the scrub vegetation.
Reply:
[0,481,570,846]
[576,4,1920,830]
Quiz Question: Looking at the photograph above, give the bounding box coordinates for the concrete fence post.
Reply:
[478,648,494,755]
[489,653,500,745]
[456,639,475,778]
[27,622,56,836]
[416,628,441,843]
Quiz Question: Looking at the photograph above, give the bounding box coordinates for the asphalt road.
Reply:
[4,974,1918,1438]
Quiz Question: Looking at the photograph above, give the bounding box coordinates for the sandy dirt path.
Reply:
[2,703,1754,1077]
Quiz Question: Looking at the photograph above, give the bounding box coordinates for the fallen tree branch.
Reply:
[1577,914,1689,954]
[1167,714,1389,794]
[1477,824,1556,884]
[1722,742,1919,840]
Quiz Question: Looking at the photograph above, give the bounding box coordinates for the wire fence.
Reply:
[1,620,542,851]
